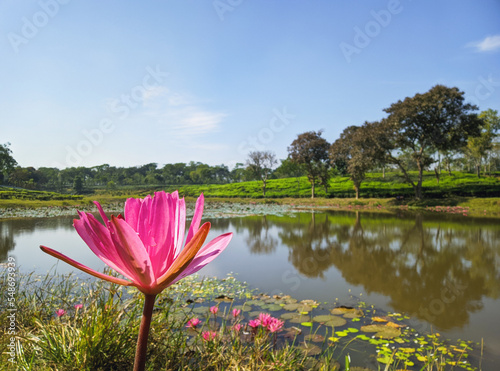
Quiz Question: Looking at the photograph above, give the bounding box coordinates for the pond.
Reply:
[1,209,500,368]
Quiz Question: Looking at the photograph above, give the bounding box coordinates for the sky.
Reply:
[1,0,499,170]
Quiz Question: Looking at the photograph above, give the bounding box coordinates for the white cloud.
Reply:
[135,85,227,137]
[467,35,500,52]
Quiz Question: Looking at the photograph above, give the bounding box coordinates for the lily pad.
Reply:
[280,312,300,320]
[192,306,209,314]
[264,304,282,311]
[343,309,364,318]
[296,304,314,312]
[304,334,325,342]
[331,306,364,318]
[296,343,322,356]
[330,306,355,315]
[312,314,335,323]
[283,303,302,311]
[249,311,264,318]
[290,315,311,324]
[361,324,401,339]
[324,316,347,327]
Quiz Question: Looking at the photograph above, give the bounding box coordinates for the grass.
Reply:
[1,270,484,371]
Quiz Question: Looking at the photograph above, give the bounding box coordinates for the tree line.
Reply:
[1,85,499,199]
[249,85,500,199]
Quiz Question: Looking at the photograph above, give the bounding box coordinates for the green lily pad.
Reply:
[265,304,282,311]
[324,316,347,327]
[361,324,401,339]
[192,306,209,314]
[283,303,301,311]
[296,343,322,356]
[290,315,310,324]
[304,334,325,342]
[249,311,264,318]
[343,309,364,318]
[312,314,335,323]
[280,312,300,320]
[356,334,371,341]
[301,321,313,327]
[335,331,348,337]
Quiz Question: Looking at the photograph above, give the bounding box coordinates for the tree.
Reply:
[330,123,384,199]
[0,143,17,184]
[246,151,277,197]
[381,85,483,199]
[464,109,500,177]
[288,130,330,198]
[73,176,84,194]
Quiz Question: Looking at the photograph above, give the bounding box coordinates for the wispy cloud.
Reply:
[467,35,500,52]
[140,86,227,137]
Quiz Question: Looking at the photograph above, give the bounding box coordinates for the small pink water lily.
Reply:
[55,309,66,317]
[210,305,219,315]
[186,318,201,328]
[40,191,232,371]
[258,313,272,327]
[232,323,242,332]
[202,331,217,342]
[248,319,261,328]
[267,318,284,333]
[232,308,241,318]
[74,304,83,310]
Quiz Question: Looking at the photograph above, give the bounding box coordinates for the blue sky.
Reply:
[1,0,499,170]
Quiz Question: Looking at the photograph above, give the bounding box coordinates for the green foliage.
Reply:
[0,187,83,202]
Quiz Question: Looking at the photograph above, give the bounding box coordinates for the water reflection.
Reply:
[212,211,500,331]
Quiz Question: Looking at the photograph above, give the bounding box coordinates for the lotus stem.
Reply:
[133,294,157,371]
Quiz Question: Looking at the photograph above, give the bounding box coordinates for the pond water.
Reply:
[2,210,500,367]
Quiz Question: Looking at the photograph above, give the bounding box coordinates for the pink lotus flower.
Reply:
[232,308,241,318]
[202,331,217,342]
[40,191,232,296]
[232,323,242,332]
[74,304,83,310]
[186,318,201,328]
[55,309,66,317]
[40,191,232,371]
[248,319,261,328]
[210,306,219,315]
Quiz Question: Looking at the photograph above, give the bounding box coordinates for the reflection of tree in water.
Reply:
[278,212,342,279]
[0,222,15,262]
[0,217,75,263]
[212,216,278,254]
[303,211,500,330]
[214,211,500,331]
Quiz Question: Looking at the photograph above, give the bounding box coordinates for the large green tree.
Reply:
[330,122,385,199]
[0,143,17,183]
[288,130,330,198]
[381,85,483,199]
